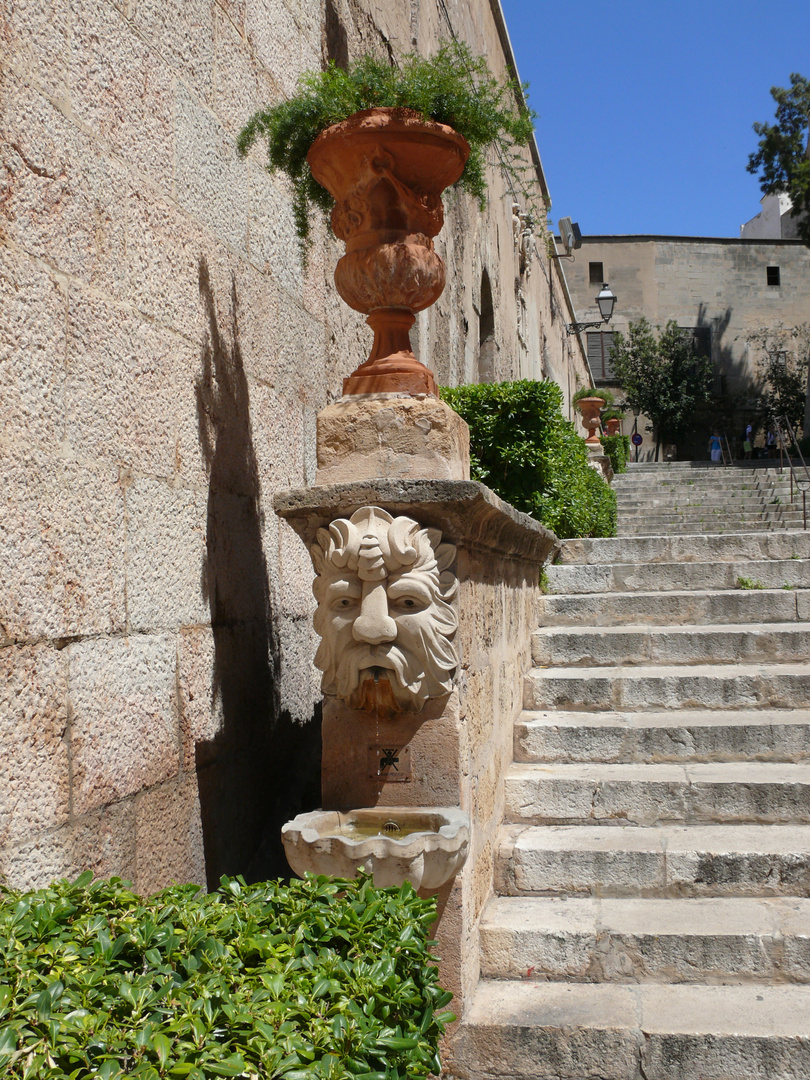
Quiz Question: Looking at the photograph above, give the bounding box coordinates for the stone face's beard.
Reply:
[347,673,403,715]
[327,642,430,713]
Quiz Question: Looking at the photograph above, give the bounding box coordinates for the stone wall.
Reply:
[1,0,587,892]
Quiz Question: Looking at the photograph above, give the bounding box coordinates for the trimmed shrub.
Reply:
[0,872,453,1080]
[440,380,616,538]
[600,434,631,475]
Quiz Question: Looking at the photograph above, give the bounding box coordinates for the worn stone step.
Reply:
[545,558,810,594]
[524,663,810,711]
[495,823,810,897]
[479,896,810,983]
[616,507,801,522]
[531,622,810,667]
[617,495,773,509]
[539,587,810,626]
[557,531,810,565]
[616,522,798,537]
[503,762,810,826]
[453,980,810,1080]
[514,709,810,764]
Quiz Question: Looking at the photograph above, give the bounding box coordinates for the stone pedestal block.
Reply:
[315,395,470,484]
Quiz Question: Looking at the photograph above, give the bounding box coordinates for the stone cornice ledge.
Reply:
[274,479,560,566]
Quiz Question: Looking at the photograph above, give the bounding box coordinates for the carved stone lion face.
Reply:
[311,507,458,713]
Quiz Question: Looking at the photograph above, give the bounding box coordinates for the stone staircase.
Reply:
[453,466,810,1080]
[614,462,806,535]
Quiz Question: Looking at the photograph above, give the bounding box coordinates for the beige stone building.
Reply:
[0,1,589,893]
[562,233,810,458]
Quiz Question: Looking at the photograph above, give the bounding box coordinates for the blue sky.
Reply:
[499,0,810,238]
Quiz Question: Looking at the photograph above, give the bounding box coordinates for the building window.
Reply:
[587,331,616,381]
[767,266,781,286]
[588,261,604,284]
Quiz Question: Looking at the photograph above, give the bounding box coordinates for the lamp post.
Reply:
[567,283,617,335]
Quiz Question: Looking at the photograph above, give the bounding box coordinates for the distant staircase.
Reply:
[453,462,810,1080]
[614,461,806,535]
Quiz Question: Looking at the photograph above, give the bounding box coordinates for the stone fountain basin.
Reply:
[282,806,470,891]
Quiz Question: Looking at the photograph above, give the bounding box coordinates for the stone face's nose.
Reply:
[353,580,397,644]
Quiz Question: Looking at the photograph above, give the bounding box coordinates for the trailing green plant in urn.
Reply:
[237,41,539,247]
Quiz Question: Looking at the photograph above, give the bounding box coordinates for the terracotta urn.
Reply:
[604,417,622,436]
[307,108,470,396]
[576,396,605,447]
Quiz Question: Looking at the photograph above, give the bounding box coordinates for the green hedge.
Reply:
[0,872,453,1080]
[440,380,616,538]
[600,434,630,475]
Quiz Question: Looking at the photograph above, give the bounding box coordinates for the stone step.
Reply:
[495,823,810,897]
[539,587,810,626]
[524,663,810,711]
[616,494,776,508]
[545,558,810,594]
[616,521,799,536]
[557,531,810,565]
[503,761,810,826]
[614,476,793,490]
[453,980,810,1080]
[514,709,810,764]
[479,895,810,983]
[616,509,791,525]
[531,622,810,667]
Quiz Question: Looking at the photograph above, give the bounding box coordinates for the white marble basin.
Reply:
[281,806,470,891]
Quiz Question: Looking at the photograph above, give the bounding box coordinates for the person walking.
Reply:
[709,430,723,464]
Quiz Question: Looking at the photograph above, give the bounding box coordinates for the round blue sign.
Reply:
[631,433,643,446]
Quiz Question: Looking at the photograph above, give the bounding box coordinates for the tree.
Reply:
[747,73,810,244]
[748,324,810,435]
[609,318,714,459]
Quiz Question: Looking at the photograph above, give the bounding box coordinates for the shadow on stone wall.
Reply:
[194,257,320,887]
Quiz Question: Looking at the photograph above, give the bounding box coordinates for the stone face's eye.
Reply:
[391,594,425,612]
[331,595,358,611]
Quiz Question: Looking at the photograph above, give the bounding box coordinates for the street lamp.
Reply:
[567,283,617,335]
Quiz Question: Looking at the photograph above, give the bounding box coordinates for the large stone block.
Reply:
[135,773,206,894]
[177,626,221,770]
[68,633,180,815]
[214,7,279,138]
[175,80,249,254]
[0,245,66,453]
[1,72,129,293]
[0,644,69,847]
[249,384,305,491]
[247,168,305,300]
[130,0,215,105]
[125,479,210,632]
[70,0,174,191]
[66,293,200,478]
[122,182,216,344]
[0,450,127,641]
[276,612,319,724]
[244,0,320,97]
[4,0,71,102]
[0,800,136,892]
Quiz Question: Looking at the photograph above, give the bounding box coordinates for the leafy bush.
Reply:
[0,872,453,1080]
[440,380,616,538]
[600,434,630,475]
[238,42,537,245]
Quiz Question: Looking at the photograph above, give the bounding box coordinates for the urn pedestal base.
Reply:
[315,395,470,485]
